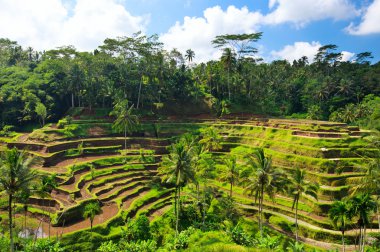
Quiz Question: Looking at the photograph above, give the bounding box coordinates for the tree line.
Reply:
[0,34,380,130]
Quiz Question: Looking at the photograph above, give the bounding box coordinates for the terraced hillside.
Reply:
[4,111,378,250]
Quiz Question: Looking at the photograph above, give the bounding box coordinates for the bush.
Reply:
[124,215,151,241]
[122,240,157,252]
[0,125,14,137]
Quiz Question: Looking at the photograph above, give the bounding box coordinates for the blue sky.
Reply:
[1,0,379,63]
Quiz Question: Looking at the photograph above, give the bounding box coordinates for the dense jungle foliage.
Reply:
[0,33,379,131]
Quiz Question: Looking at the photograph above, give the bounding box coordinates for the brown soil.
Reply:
[88,126,106,136]
[40,203,118,236]
[122,191,149,209]
[148,204,172,221]
[53,154,119,168]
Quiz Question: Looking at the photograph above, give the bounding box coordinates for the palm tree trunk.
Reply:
[9,194,14,252]
[176,186,180,236]
[228,69,231,100]
[342,230,345,252]
[259,185,264,237]
[48,201,51,240]
[377,202,380,231]
[137,76,143,109]
[230,181,233,198]
[362,226,366,252]
[124,125,127,150]
[71,93,75,108]
[295,199,299,243]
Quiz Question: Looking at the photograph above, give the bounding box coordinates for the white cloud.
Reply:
[346,0,380,35]
[160,5,263,63]
[270,41,321,62]
[341,51,355,61]
[265,0,359,27]
[271,42,356,63]
[0,0,148,51]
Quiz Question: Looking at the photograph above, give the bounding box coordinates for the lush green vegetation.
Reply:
[1,33,380,251]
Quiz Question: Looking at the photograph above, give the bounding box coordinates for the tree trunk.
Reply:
[377,202,380,231]
[230,181,233,198]
[342,230,345,252]
[227,69,231,101]
[176,186,180,236]
[295,199,299,243]
[71,93,75,108]
[9,194,14,252]
[124,125,127,150]
[48,201,51,240]
[137,76,143,109]
[259,185,264,237]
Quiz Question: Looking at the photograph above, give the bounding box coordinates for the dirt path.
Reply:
[40,203,118,236]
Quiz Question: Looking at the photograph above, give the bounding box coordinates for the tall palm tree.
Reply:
[350,193,376,252]
[329,200,352,252]
[0,147,36,252]
[185,49,195,64]
[220,155,240,198]
[83,201,101,233]
[242,149,286,237]
[158,138,196,236]
[110,100,139,150]
[221,48,236,100]
[288,168,318,242]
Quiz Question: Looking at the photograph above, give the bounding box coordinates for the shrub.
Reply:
[124,215,151,241]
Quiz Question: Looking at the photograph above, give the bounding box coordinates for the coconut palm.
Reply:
[0,147,36,252]
[349,157,380,231]
[221,48,236,100]
[350,193,376,252]
[242,149,286,237]
[220,155,240,198]
[288,168,319,242]
[110,100,139,150]
[199,126,222,152]
[158,138,196,235]
[329,200,352,252]
[36,174,58,239]
[185,49,195,64]
[83,201,102,232]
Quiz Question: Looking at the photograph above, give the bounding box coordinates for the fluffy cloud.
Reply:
[341,51,355,62]
[0,0,148,51]
[160,5,263,63]
[346,0,380,35]
[265,0,359,27]
[271,42,355,63]
[270,41,321,62]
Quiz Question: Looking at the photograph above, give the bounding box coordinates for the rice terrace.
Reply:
[1,1,380,251]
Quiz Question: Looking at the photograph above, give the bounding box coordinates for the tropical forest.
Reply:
[0,30,380,252]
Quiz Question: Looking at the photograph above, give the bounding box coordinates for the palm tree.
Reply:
[220,155,240,198]
[185,49,195,64]
[83,201,101,232]
[110,100,139,150]
[288,168,318,242]
[329,200,352,252]
[350,193,376,252]
[199,126,222,152]
[0,147,36,252]
[221,48,236,100]
[349,157,380,231]
[158,138,196,236]
[242,149,286,237]
[36,174,58,239]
